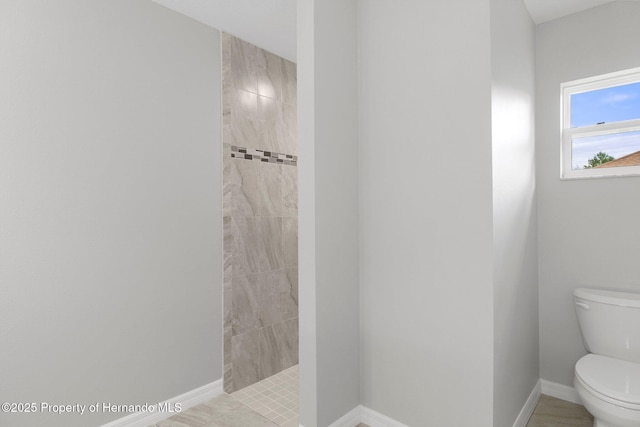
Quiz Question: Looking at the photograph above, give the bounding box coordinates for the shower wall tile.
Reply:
[233,217,283,274]
[268,51,285,100]
[224,321,232,393]
[231,267,260,336]
[282,217,298,269]
[223,156,255,217]
[282,165,298,217]
[223,362,232,393]
[259,318,299,379]
[223,33,297,392]
[224,288,233,329]
[255,163,282,217]
[282,59,297,106]
[255,49,279,100]
[255,270,287,328]
[257,95,280,153]
[283,268,298,320]
[225,89,260,149]
[280,102,297,156]
[225,153,283,217]
[231,330,261,390]
[262,217,284,271]
[223,216,233,291]
[232,217,269,273]
[224,33,258,94]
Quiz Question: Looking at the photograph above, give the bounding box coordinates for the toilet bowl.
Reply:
[574,354,640,427]
[573,288,640,427]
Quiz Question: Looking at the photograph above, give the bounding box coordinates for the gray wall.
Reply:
[0,1,222,426]
[491,0,539,425]
[537,1,640,387]
[298,0,361,426]
[358,1,495,425]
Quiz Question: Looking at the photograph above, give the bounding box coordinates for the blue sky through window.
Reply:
[571,81,640,127]
[571,81,640,169]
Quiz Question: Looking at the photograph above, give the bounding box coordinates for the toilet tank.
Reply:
[574,288,640,363]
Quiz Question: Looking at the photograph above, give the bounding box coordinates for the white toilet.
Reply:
[574,288,640,427]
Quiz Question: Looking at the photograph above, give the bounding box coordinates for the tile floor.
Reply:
[151,366,299,427]
[231,365,299,427]
[154,373,588,427]
[152,393,276,427]
[526,395,594,426]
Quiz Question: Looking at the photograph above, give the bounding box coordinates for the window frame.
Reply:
[561,66,640,179]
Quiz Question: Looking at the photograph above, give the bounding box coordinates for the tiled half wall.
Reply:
[222,33,298,393]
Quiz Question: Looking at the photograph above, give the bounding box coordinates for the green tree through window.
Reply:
[584,151,615,168]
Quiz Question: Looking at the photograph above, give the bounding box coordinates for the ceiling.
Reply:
[524,0,616,24]
[151,0,626,63]
[151,0,297,62]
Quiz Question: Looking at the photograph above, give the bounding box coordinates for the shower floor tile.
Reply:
[231,365,299,427]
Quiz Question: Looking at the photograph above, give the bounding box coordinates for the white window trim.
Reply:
[561,66,640,180]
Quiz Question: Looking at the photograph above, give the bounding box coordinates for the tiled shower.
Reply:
[222,33,298,393]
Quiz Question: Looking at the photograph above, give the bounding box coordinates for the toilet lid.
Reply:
[576,354,640,405]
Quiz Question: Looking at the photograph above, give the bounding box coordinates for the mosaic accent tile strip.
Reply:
[231,145,298,166]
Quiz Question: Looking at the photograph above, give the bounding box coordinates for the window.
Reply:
[561,67,640,179]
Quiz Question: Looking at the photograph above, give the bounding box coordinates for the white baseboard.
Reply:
[513,379,541,427]
[360,406,409,427]
[327,405,362,427]
[541,379,581,405]
[325,405,408,427]
[100,379,223,427]
[324,405,408,427]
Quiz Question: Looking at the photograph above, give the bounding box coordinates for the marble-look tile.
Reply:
[282,59,297,106]
[283,268,298,320]
[232,330,261,390]
[261,217,284,271]
[224,89,260,149]
[255,270,286,328]
[283,217,298,269]
[223,33,257,94]
[281,164,298,217]
[223,290,232,375]
[279,102,297,156]
[224,289,232,330]
[234,270,293,334]
[223,145,256,217]
[231,267,260,335]
[259,318,299,379]
[223,32,298,394]
[223,215,233,291]
[255,162,282,217]
[232,217,283,274]
[255,49,279,101]
[224,154,282,217]
[526,395,593,426]
[223,362,232,394]
[257,95,281,153]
